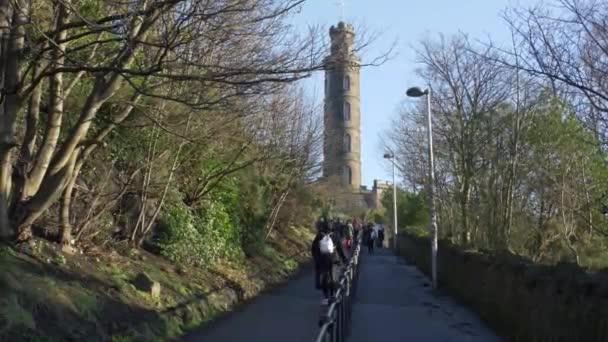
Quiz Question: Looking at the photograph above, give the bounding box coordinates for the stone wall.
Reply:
[396,233,608,341]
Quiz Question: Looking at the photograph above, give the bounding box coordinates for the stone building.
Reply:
[323,22,361,191]
[321,22,388,214]
[368,180,391,209]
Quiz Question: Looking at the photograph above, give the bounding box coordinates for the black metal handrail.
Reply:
[314,236,362,342]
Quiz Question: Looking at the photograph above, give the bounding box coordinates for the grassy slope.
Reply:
[0,225,314,342]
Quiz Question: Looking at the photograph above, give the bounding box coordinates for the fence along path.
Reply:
[183,243,500,342]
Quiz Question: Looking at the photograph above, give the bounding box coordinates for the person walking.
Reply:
[311,220,348,305]
[377,224,385,248]
[344,220,354,250]
[364,224,375,255]
[371,223,379,248]
[312,217,326,297]
[353,218,361,241]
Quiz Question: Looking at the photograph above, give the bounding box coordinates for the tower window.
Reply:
[343,166,352,185]
[343,75,350,91]
[344,134,351,152]
[343,101,351,121]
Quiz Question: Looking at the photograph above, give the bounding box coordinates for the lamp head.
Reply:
[383,153,393,159]
[406,87,428,98]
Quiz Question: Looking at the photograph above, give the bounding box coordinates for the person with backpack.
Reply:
[311,221,348,305]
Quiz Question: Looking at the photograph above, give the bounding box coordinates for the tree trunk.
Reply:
[25,2,69,198]
[265,189,290,240]
[16,148,81,241]
[59,167,77,246]
[132,124,158,242]
[137,115,191,246]
[503,39,522,251]
[14,65,44,200]
[460,177,471,245]
[581,164,593,235]
[15,11,156,236]
[0,0,28,239]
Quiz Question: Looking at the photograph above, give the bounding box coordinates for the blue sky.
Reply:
[291,0,523,187]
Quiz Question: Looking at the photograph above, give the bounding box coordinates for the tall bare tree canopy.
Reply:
[0,0,330,242]
[384,0,608,267]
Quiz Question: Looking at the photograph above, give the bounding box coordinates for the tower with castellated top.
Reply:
[323,22,361,191]
[321,22,389,215]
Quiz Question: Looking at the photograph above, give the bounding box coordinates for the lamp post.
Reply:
[406,86,438,290]
[383,152,398,250]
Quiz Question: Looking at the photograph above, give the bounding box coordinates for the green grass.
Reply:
[52,254,66,265]
[0,294,36,333]
[1,226,315,341]
[71,287,98,319]
[98,263,133,287]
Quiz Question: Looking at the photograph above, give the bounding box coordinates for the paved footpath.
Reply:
[183,248,502,342]
[181,267,321,342]
[350,248,501,342]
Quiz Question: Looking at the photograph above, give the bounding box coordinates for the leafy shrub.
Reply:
[381,188,429,237]
[158,190,243,267]
[228,174,271,256]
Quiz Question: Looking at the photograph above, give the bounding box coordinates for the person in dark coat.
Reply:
[352,218,361,241]
[311,221,348,304]
[378,225,385,248]
[364,224,376,254]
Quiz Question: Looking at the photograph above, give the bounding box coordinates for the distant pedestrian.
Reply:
[377,224,385,248]
[344,220,354,250]
[364,224,376,254]
[353,218,362,241]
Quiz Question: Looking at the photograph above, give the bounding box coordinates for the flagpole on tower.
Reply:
[335,0,345,21]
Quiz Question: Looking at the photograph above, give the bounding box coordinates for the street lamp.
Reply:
[383,152,398,250]
[406,86,439,290]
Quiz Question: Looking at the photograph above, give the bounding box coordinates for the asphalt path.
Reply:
[350,248,501,342]
[182,265,322,342]
[183,247,501,342]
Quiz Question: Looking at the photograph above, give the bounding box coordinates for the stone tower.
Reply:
[323,22,361,191]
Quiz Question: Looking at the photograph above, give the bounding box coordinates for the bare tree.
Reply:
[0,0,329,241]
[501,0,608,143]
[415,35,511,245]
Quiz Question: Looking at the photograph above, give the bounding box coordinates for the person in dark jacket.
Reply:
[363,224,375,254]
[312,221,348,304]
[353,218,362,241]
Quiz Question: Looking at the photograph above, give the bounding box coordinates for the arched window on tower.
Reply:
[343,101,351,121]
[343,166,352,185]
[343,75,350,91]
[344,133,351,152]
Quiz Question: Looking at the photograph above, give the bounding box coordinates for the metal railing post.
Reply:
[345,273,350,336]
[339,295,344,341]
[331,310,337,342]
